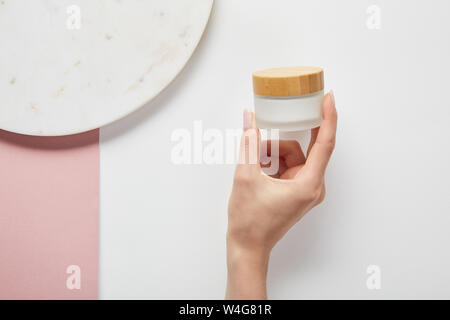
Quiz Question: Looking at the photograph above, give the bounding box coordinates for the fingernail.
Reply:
[329,90,335,106]
[244,109,252,131]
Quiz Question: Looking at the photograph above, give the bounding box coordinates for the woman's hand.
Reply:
[226,91,337,299]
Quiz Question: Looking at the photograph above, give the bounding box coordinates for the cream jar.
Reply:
[253,66,324,132]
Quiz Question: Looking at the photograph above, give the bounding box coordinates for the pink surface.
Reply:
[0,129,99,300]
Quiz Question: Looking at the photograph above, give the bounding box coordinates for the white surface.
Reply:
[255,91,324,131]
[0,0,213,136]
[100,0,450,299]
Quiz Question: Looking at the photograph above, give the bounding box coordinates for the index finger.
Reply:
[303,91,337,178]
[263,139,306,166]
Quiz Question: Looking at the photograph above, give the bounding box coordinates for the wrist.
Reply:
[226,225,273,259]
[226,240,270,300]
[227,242,270,268]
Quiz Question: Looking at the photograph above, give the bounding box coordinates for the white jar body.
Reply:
[254,90,324,132]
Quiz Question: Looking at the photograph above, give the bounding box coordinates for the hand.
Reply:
[226,91,337,299]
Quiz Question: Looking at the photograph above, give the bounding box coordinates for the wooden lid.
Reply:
[253,66,324,97]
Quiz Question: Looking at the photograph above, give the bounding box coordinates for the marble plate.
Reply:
[0,0,213,136]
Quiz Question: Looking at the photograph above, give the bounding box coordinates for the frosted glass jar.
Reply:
[253,67,324,132]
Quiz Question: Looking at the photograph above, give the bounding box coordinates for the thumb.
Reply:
[236,110,261,174]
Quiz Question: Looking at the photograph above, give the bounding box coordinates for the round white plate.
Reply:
[0,0,213,136]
